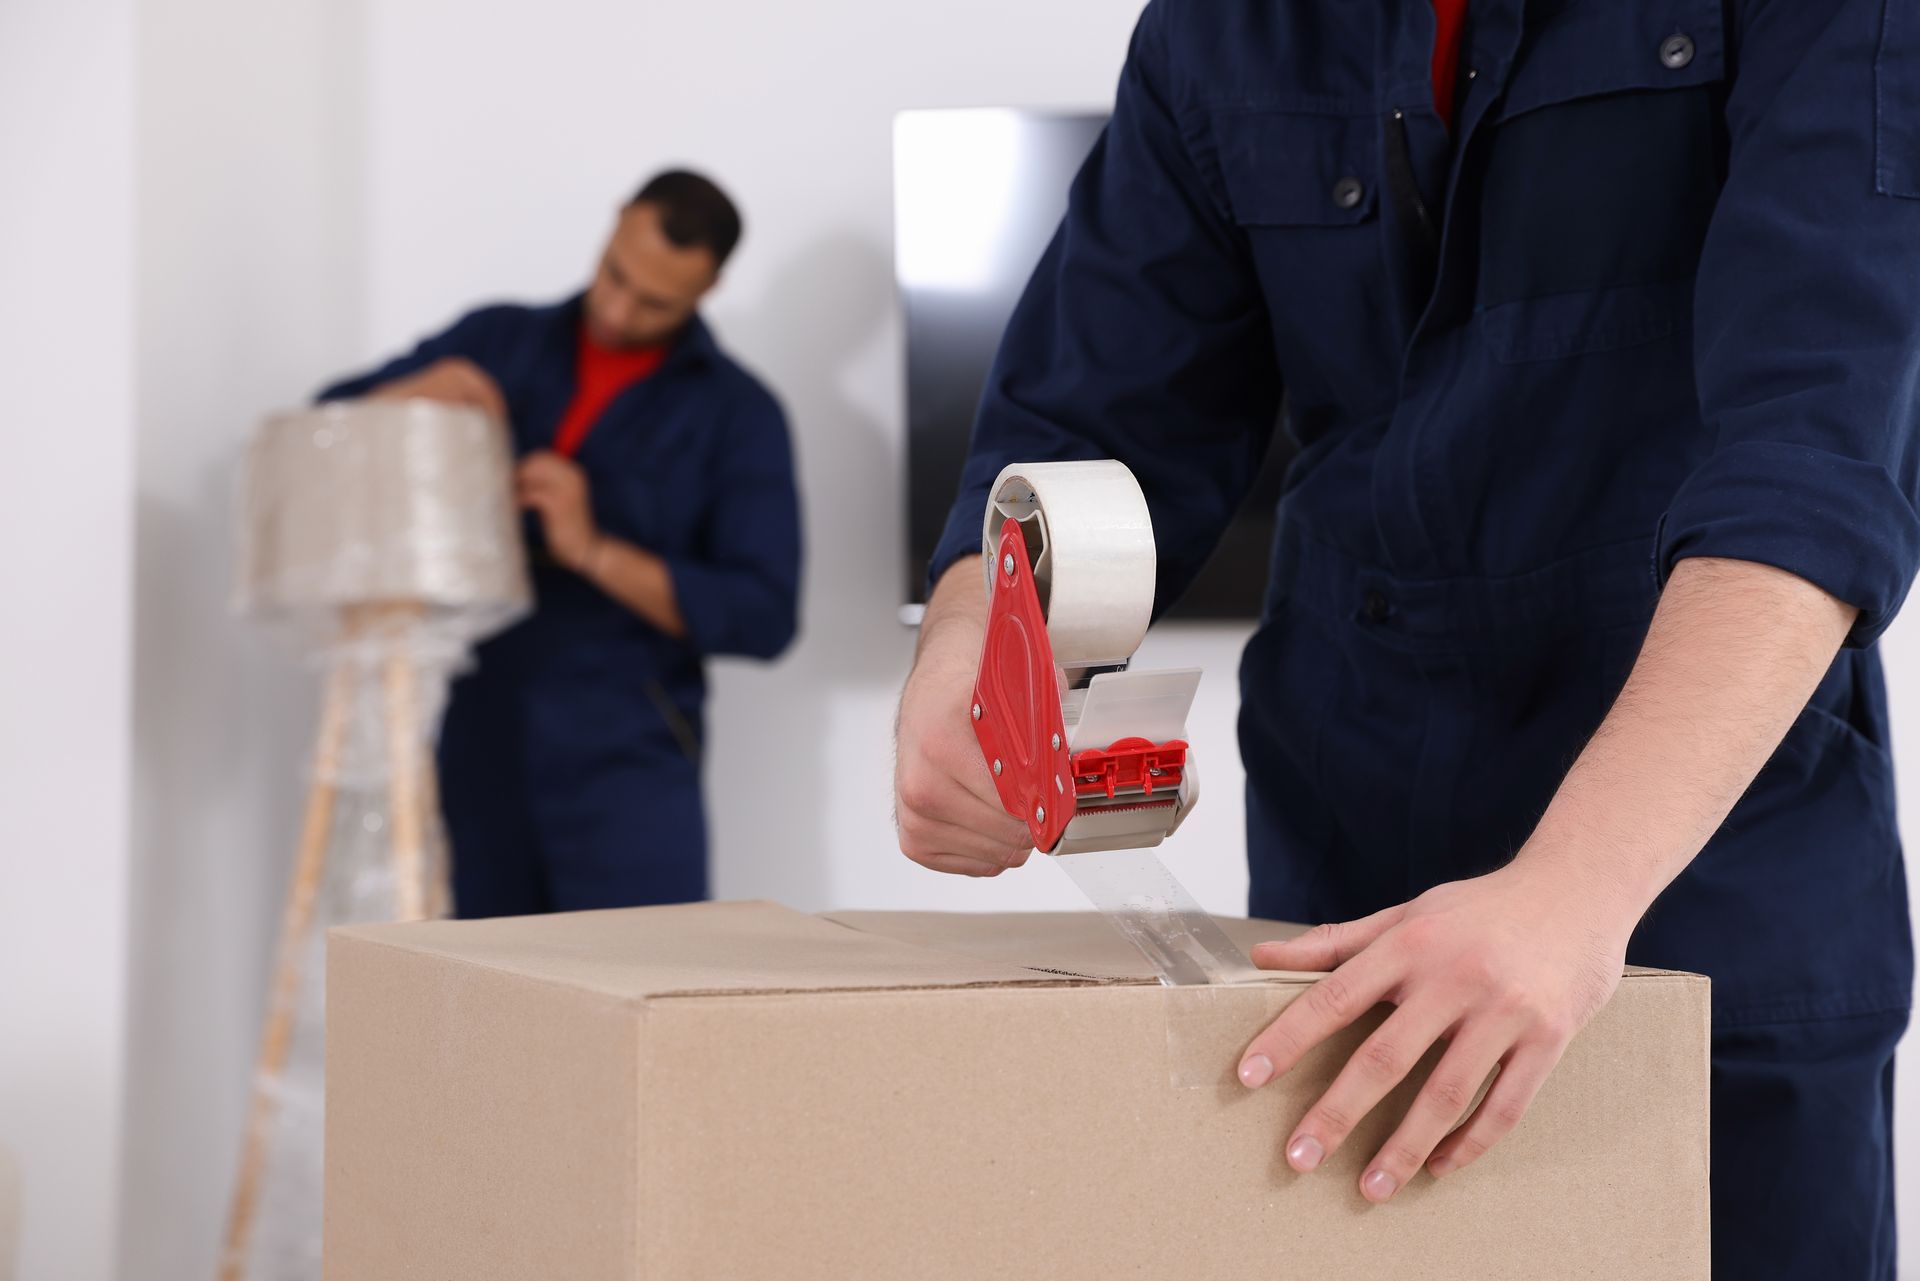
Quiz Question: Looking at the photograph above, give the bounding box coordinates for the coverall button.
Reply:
[1660,33,1695,69]
[1332,176,1365,210]
[1362,589,1390,622]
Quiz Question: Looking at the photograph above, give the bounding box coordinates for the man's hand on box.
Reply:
[516,451,603,574]
[1236,860,1634,1202]
[368,356,508,423]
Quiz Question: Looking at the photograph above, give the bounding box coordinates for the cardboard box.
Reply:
[325,902,1709,1279]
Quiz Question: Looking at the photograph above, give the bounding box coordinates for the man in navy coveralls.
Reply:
[893,4,1920,1274]
[324,171,801,918]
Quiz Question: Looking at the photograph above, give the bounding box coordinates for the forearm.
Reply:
[583,537,689,640]
[1520,555,1858,917]
[914,556,988,669]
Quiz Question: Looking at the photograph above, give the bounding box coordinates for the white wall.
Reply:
[1885,611,1920,1278]
[117,2,369,1277]
[0,3,137,1280]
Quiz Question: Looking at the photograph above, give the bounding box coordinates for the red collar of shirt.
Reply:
[551,323,670,458]
[1431,0,1469,129]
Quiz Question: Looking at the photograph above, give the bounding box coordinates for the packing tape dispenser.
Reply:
[970,460,1255,986]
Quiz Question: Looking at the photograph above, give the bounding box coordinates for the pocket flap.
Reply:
[1493,0,1725,122]
[1209,110,1378,227]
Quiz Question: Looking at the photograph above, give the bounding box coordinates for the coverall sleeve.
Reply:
[315,305,513,403]
[924,0,1283,612]
[1658,0,1920,646]
[662,388,803,660]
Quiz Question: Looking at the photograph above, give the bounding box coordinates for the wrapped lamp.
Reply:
[221,399,530,1281]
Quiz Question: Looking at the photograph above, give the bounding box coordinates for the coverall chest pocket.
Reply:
[592,424,704,555]
[1207,109,1394,406]
[605,468,706,557]
[1879,0,1920,198]
[1474,1,1726,363]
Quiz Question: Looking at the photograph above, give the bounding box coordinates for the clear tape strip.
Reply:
[1051,847,1260,986]
[1163,985,1292,1089]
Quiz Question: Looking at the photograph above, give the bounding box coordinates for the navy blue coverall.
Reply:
[324,295,801,915]
[929,1,1920,1273]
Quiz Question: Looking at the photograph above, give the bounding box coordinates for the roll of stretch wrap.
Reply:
[979,460,1155,669]
[235,399,532,637]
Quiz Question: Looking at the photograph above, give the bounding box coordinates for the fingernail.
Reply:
[1428,1156,1454,1178]
[1361,1169,1398,1202]
[1238,1054,1273,1088]
[1286,1135,1324,1172]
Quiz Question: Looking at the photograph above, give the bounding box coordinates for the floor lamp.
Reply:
[220,399,530,1280]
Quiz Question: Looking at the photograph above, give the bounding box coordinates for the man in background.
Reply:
[322,170,801,916]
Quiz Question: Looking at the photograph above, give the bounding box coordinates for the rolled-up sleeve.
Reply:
[925,0,1282,612]
[663,387,803,660]
[1657,0,1920,646]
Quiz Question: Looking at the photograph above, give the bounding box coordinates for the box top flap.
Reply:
[331,901,1082,1002]
[822,912,1694,981]
[331,900,1702,1002]
[822,910,1302,980]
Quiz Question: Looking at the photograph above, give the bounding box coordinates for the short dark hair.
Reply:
[629,170,743,268]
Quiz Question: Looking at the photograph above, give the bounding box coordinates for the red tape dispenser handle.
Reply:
[972,518,1076,851]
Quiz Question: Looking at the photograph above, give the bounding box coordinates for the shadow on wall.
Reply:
[706,229,914,907]
[124,473,314,1280]
[0,1137,18,1281]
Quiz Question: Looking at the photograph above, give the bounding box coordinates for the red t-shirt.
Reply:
[1431,0,1469,129]
[551,323,669,458]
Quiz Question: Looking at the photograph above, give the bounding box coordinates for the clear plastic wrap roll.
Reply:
[980,460,1156,669]
[234,399,532,643]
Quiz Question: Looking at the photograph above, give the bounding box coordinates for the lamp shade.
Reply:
[235,399,531,629]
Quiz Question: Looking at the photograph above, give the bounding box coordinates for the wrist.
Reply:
[913,616,985,691]
[916,556,987,662]
[578,533,611,580]
[1505,825,1654,943]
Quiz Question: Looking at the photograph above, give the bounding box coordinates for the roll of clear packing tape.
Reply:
[979,460,1156,669]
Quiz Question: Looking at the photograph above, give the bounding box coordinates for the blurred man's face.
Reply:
[584,201,720,349]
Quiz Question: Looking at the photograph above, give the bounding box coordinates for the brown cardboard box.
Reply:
[325,901,1709,1280]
